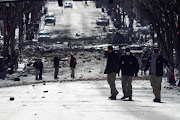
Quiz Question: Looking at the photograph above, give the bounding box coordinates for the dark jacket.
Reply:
[54,56,60,67]
[141,53,148,64]
[33,61,43,70]
[70,56,76,68]
[144,54,170,76]
[118,53,139,76]
[104,51,119,74]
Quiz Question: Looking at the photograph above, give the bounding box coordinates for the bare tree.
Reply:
[132,0,180,84]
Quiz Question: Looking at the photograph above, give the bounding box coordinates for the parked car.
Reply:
[107,27,117,38]
[38,31,51,41]
[127,44,143,55]
[108,27,117,34]
[64,1,73,8]
[96,17,109,26]
[44,12,56,25]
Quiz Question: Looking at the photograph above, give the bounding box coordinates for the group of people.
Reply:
[33,45,172,103]
[33,54,77,80]
[104,45,173,103]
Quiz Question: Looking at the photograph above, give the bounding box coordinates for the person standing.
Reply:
[141,50,148,75]
[104,45,119,100]
[118,48,139,101]
[38,59,43,80]
[33,59,39,80]
[54,55,60,79]
[33,58,43,80]
[144,48,172,102]
[70,54,76,79]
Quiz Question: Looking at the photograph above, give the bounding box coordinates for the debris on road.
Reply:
[9,97,14,101]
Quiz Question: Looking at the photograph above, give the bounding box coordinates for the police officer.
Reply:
[118,48,139,101]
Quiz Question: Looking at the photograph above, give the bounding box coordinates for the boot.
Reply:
[109,91,119,100]
[129,97,133,101]
[121,96,128,100]
[109,96,116,100]
[153,98,161,102]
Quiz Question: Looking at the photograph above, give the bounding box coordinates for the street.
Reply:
[0,80,180,120]
[43,1,107,39]
[0,1,180,120]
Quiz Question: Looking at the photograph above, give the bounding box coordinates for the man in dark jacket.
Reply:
[70,54,76,79]
[54,55,60,79]
[104,45,119,100]
[118,48,139,101]
[144,48,172,102]
[33,58,43,80]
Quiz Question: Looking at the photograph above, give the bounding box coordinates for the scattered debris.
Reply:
[43,81,46,85]
[87,59,91,62]
[96,57,101,60]
[9,97,14,101]
[76,33,80,36]
[14,77,20,81]
[23,74,28,77]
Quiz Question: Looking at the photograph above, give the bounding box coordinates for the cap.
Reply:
[125,48,130,52]
[154,48,159,53]
[108,45,113,50]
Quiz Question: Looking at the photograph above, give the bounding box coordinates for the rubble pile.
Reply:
[20,39,107,81]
